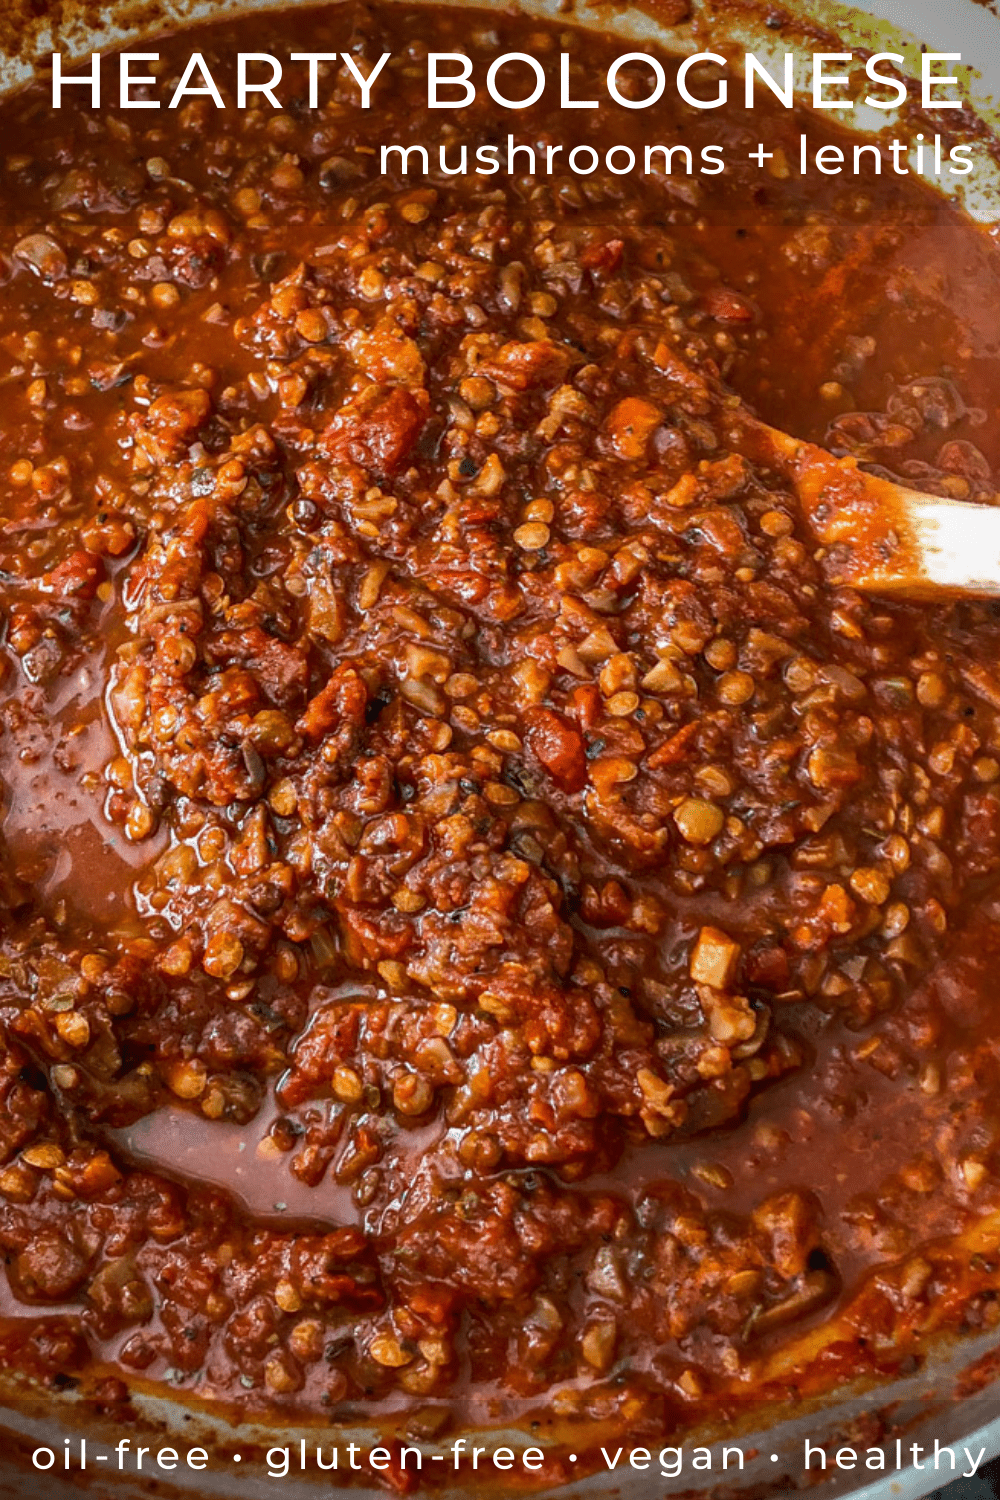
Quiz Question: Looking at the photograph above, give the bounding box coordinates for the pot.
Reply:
[0,0,997,1496]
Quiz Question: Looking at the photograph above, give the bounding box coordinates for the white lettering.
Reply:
[608,52,667,109]
[560,53,597,108]
[428,53,474,107]
[813,53,853,108]
[290,53,338,108]
[52,53,100,108]
[339,51,390,108]
[487,53,545,109]
[676,52,726,109]
[168,53,224,109]
[120,54,159,108]
[237,54,282,108]
[864,53,907,109]
[923,53,963,109]
[745,53,793,108]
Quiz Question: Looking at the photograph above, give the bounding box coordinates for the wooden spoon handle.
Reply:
[731,414,1000,599]
[660,335,1000,600]
[871,491,1000,597]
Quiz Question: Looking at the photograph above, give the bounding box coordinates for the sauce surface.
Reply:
[1,4,1000,1488]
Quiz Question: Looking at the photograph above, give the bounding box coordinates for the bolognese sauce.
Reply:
[0,3,1000,1489]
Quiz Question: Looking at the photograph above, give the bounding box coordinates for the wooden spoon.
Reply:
[751,421,1000,600]
[656,342,1000,600]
